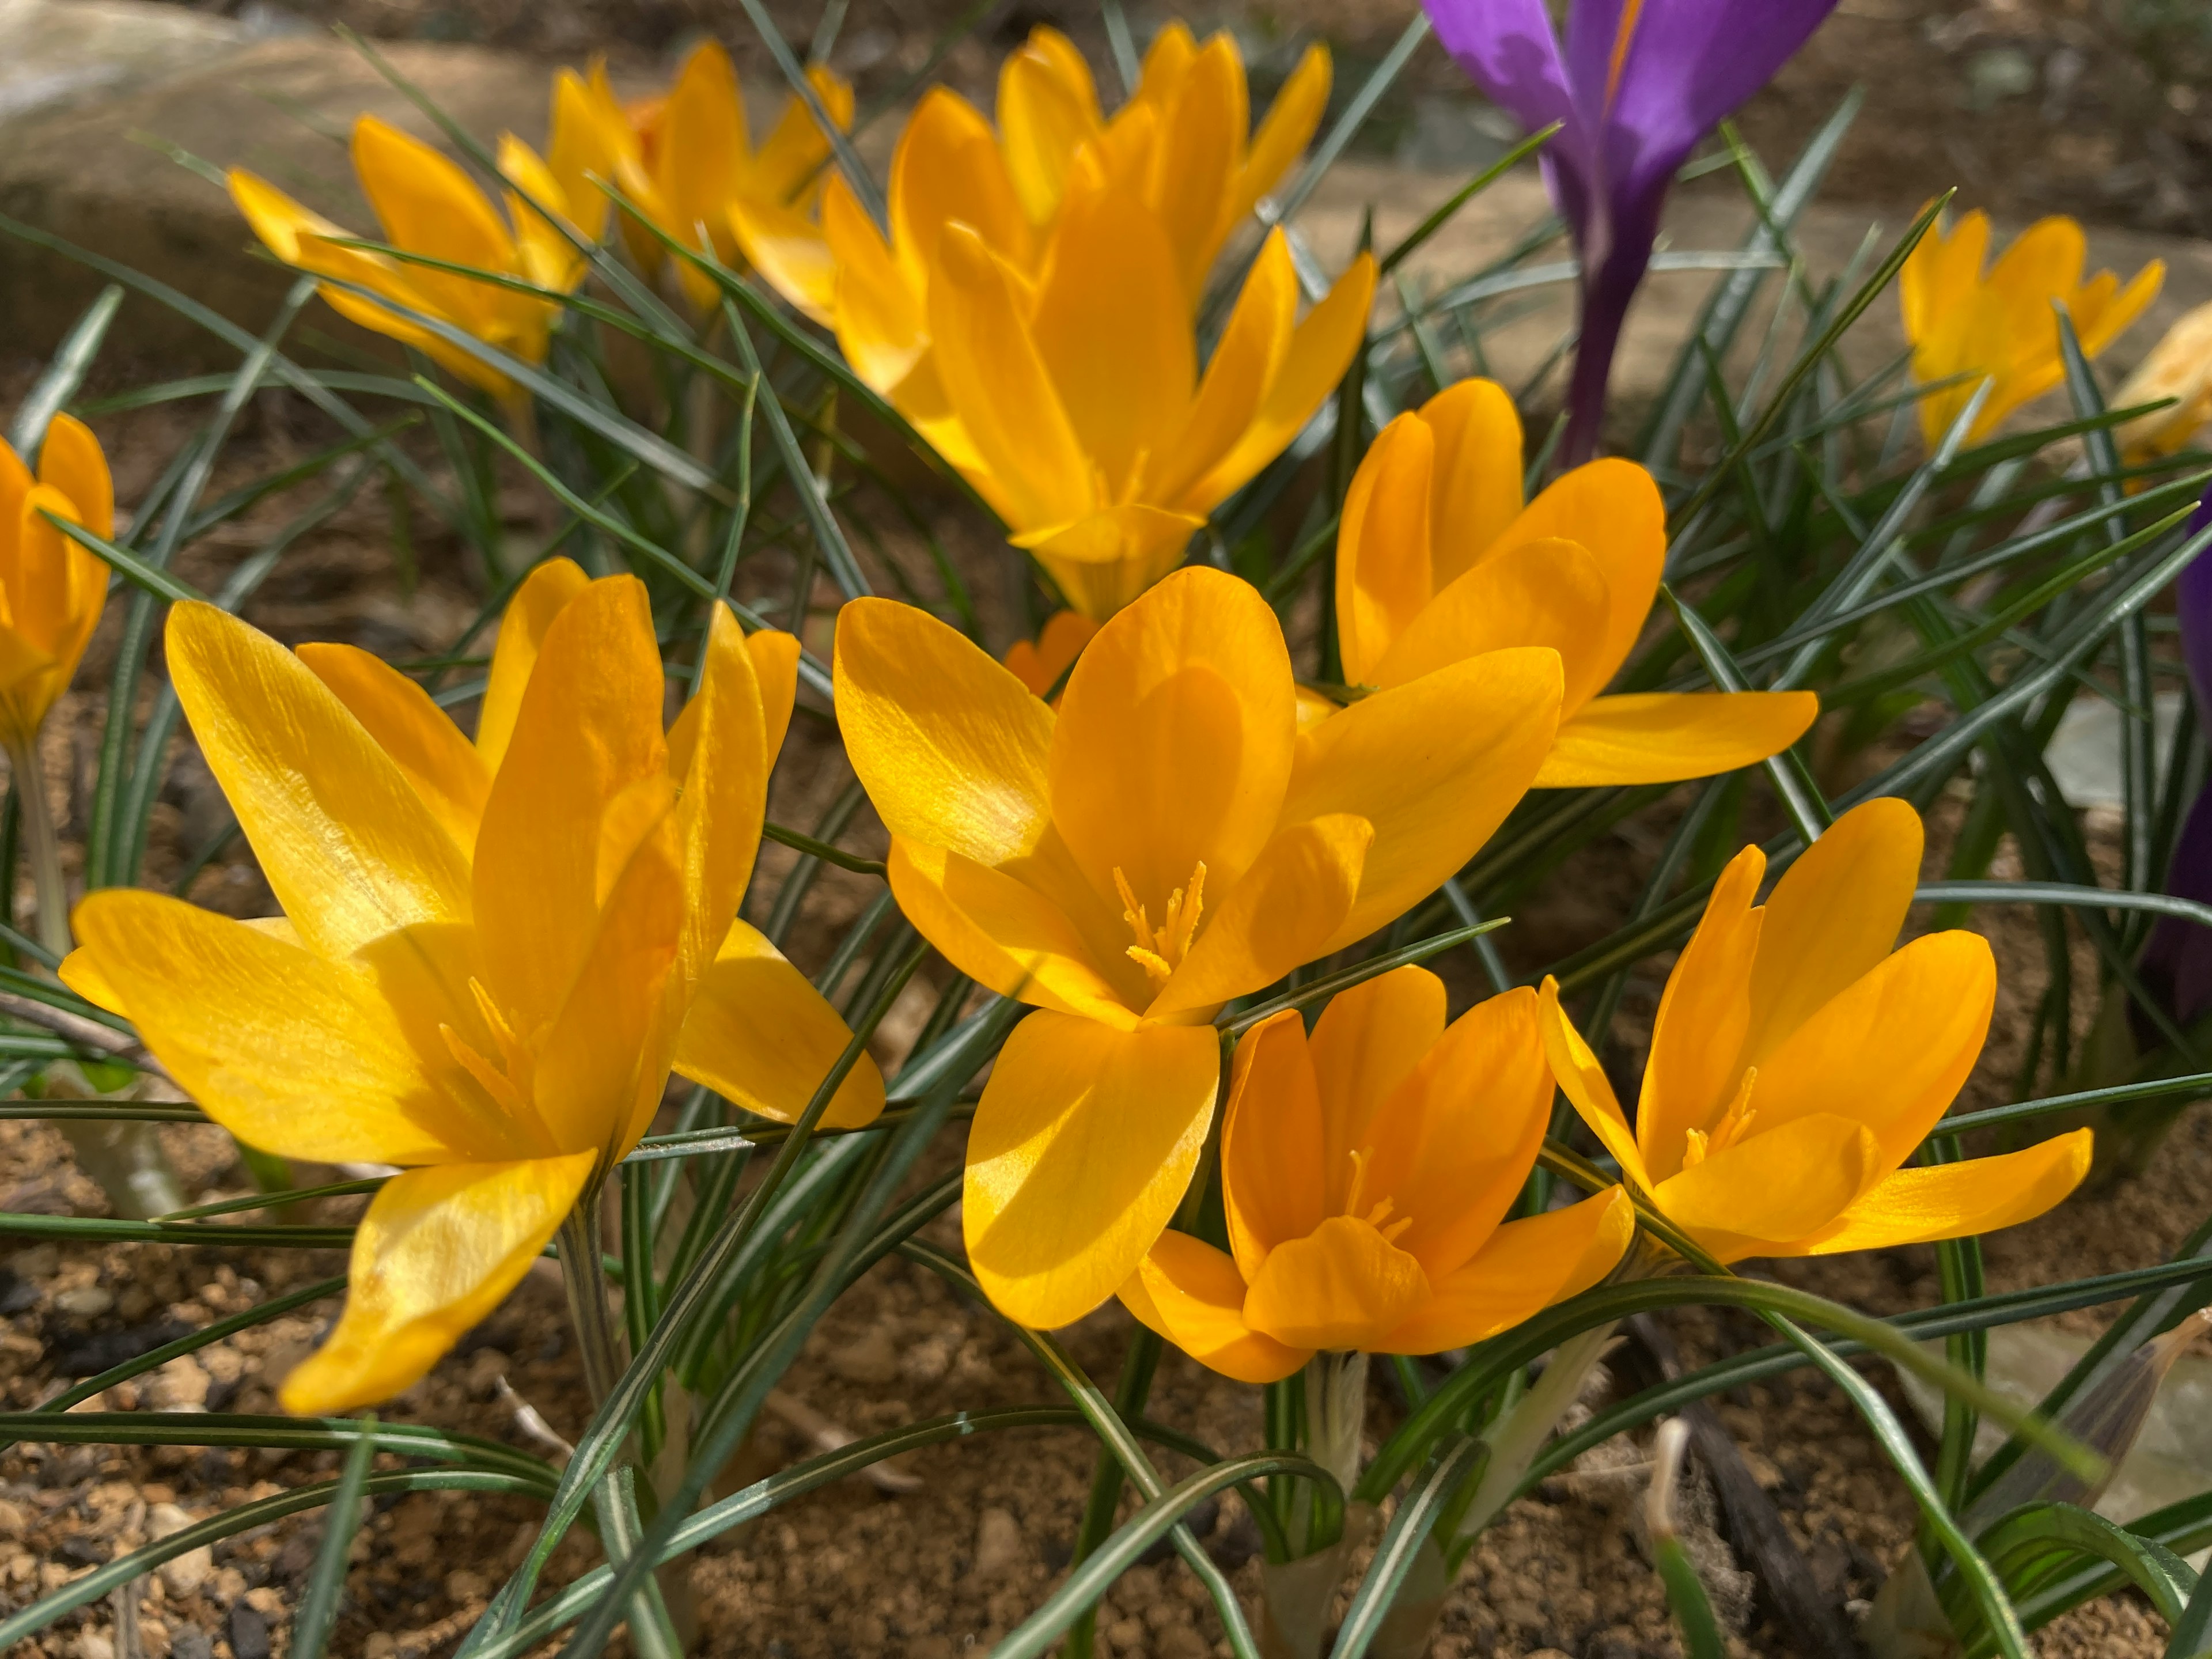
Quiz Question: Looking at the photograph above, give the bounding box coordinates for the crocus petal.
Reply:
[1484,459,1665,692]
[674,919,884,1128]
[477,556,592,773]
[749,65,853,204]
[67,890,497,1166]
[1219,1010,1330,1281]
[669,605,778,988]
[472,576,668,1043]
[165,603,473,959]
[1537,974,1650,1190]
[998,26,1104,228]
[1783,1131,2093,1256]
[1747,931,1995,1171]
[890,88,1035,289]
[1373,537,1614,710]
[278,1152,596,1414]
[498,133,585,295]
[37,412,113,540]
[1425,0,1578,142]
[1637,845,1763,1181]
[1535,690,1820,789]
[1335,412,1437,688]
[1011,505,1205,623]
[1283,646,1562,952]
[1601,0,1839,185]
[1145,231,1295,512]
[547,65,628,244]
[728,193,836,325]
[825,175,930,403]
[298,643,491,856]
[1120,1231,1308,1384]
[2075,260,2164,358]
[1243,1214,1431,1352]
[833,596,1053,867]
[657,40,747,271]
[1003,610,1100,700]
[1743,795,1922,1066]
[1145,35,1243,302]
[1308,964,1448,1212]
[1382,1187,1634,1354]
[1421,377,1525,587]
[1232,42,1330,227]
[350,116,519,333]
[964,1010,1220,1328]
[1050,566,1296,914]
[1653,1114,1881,1262]
[1147,813,1370,1018]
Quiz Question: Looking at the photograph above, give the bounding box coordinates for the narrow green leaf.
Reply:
[289,1415,379,1659]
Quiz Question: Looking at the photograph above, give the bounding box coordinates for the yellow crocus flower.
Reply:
[835,566,1563,1328]
[60,562,880,1412]
[1901,207,2162,446]
[2110,298,2212,464]
[230,115,597,401]
[552,45,853,315]
[0,414,112,753]
[1120,967,1633,1383]
[1331,377,1818,787]
[1539,797,2090,1264]
[1001,609,1098,700]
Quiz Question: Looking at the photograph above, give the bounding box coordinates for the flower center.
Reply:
[1114,861,1206,986]
[441,978,556,1150]
[1681,1067,1758,1171]
[1341,1147,1415,1244]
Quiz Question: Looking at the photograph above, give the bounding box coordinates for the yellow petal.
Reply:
[889,87,1035,288]
[38,412,113,541]
[1011,504,1205,622]
[1220,1010,1329,1280]
[1335,411,1437,688]
[1747,931,1995,1171]
[1483,459,1665,692]
[478,556,592,773]
[1002,609,1100,700]
[472,576,668,1044]
[729,190,837,324]
[350,116,520,331]
[228,169,419,310]
[1145,230,1296,511]
[547,65,630,244]
[1535,690,1820,789]
[298,643,491,857]
[669,605,775,991]
[1374,537,1615,711]
[1653,1115,1881,1262]
[998,26,1104,226]
[1417,376,1524,589]
[1282,646,1562,952]
[657,40,746,268]
[674,919,885,1128]
[964,1010,1220,1327]
[498,132,586,295]
[166,603,472,959]
[1120,1230,1306,1384]
[825,173,930,402]
[749,65,853,205]
[1149,813,1370,1018]
[1365,986,1556,1280]
[1050,565,1296,914]
[278,1152,596,1414]
[1243,1213,1431,1352]
[2075,260,2164,358]
[1233,42,1329,227]
[747,628,799,761]
[1144,35,1242,302]
[1638,845,1764,1181]
[1383,1187,1634,1353]
[1785,1131,2093,1256]
[1537,974,1650,1190]
[1307,964,1446,1213]
[833,596,1054,867]
[1743,795,1923,1066]
[68,889,493,1166]
[56,944,123,1017]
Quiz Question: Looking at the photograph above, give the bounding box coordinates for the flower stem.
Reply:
[8,738,73,962]
[557,1196,626,1408]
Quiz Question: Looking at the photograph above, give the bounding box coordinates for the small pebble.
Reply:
[969,1508,1023,1581]
[226,1601,270,1659]
[53,1285,114,1319]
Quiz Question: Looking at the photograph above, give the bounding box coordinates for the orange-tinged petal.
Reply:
[228,169,414,304]
[472,576,668,1042]
[1535,690,1820,789]
[1243,1214,1431,1351]
[1743,796,1923,1066]
[1483,459,1664,691]
[1419,376,1524,588]
[67,889,500,1166]
[2075,260,2164,358]
[1145,230,1295,511]
[891,88,1033,288]
[38,412,113,541]
[1374,537,1614,710]
[278,1152,595,1414]
[747,628,800,761]
[166,603,472,959]
[548,65,628,244]
[834,596,1054,868]
[1120,1230,1307,1384]
[888,837,1142,1023]
[675,919,884,1128]
[1747,931,1995,1171]
[1012,504,1205,623]
[998,26,1104,226]
[1653,1115,1881,1262]
[1003,609,1100,699]
[351,116,520,329]
[1145,35,1242,302]
[298,642,491,857]
[1149,813,1369,1018]
[1335,412,1436,688]
[729,192,836,324]
[1366,986,1556,1279]
[1233,41,1329,226]
[1283,646,1562,953]
[1785,1131,2092,1256]
[964,1010,1220,1327]
[478,556,592,772]
[1538,974,1650,1190]
[1308,964,1446,1214]
[1638,846,1763,1181]
[1050,565,1296,913]
[1220,1009,1329,1279]
[1382,1187,1634,1353]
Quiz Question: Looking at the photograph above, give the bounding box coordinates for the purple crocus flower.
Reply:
[1422,0,1838,466]
[2139,484,2212,1030]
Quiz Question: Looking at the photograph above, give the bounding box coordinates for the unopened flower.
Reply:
[62,563,878,1411]
[1330,377,1817,786]
[1540,797,2090,1263]
[0,415,111,752]
[1425,0,1839,465]
[1122,967,1632,1382]
[835,566,1562,1326]
[1002,609,1099,700]
[1902,207,2162,446]
[231,116,599,399]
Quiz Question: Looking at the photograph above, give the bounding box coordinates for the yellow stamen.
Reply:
[1115,861,1207,986]
[1605,0,1646,109]
[1710,1067,1759,1156]
[1681,1127,1710,1169]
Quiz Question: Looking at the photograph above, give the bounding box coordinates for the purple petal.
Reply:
[2180,482,2212,721]
[2143,779,2212,1028]
[1421,0,1582,154]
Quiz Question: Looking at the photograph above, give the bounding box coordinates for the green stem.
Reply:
[8,738,71,960]
[558,1197,627,1410]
